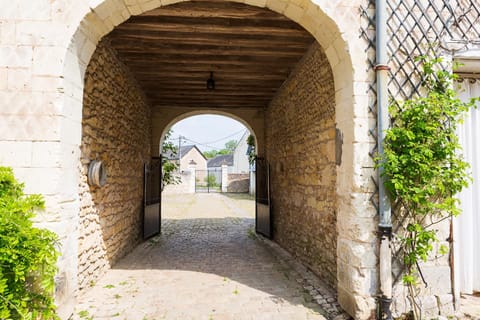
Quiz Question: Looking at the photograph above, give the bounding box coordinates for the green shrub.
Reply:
[0,167,60,319]
[204,174,219,187]
[377,57,478,319]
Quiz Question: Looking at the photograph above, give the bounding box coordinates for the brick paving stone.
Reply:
[73,193,341,320]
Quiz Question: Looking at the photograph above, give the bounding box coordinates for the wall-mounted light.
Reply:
[206,71,215,90]
[88,160,107,187]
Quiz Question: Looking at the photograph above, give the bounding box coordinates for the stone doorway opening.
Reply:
[68,0,372,318]
[158,113,258,239]
[160,114,255,196]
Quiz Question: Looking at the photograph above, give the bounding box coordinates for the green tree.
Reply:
[377,57,478,319]
[204,174,219,188]
[203,150,219,159]
[161,130,180,190]
[224,140,238,153]
[0,167,60,319]
[202,140,238,159]
[246,134,256,165]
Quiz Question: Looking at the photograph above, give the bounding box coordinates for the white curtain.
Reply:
[454,79,480,294]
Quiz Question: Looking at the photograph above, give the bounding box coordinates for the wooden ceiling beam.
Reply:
[116,53,300,64]
[109,43,308,57]
[134,73,287,81]
[106,1,315,111]
[120,15,304,31]
[148,93,271,99]
[142,1,283,19]
[109,29,313,44]
[152,102,267,108]
[119,64,293,74]
[114,24,305,37]
[118,59,294,69]
[140,83,280,90]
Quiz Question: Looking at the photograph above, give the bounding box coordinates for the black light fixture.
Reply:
[206,71,215,90]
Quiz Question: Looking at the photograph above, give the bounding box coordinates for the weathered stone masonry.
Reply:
[266,43,337,288]
[78,39,151,290]
[0,0,374,317]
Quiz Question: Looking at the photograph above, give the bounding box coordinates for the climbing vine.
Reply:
[161,129,180,190]
[0,167,60,319]
[246,134,256,165]
[377,57,478,319]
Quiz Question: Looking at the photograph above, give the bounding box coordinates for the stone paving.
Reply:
[73,193,347,320]
[458,293,480,320]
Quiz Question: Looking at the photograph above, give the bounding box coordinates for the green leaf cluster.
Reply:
[0,167,60,319]
[203,140,238,159]
[203,174,219,187]
[161,130,181,189]
[246,135,256,165]
[377,57,478,301]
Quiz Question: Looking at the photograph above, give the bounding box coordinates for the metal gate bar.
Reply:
[195,168,222,193]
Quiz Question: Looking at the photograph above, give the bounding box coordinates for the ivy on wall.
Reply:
[377,57,478,319]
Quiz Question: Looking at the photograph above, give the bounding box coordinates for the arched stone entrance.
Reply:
[33,0,373,318]
[156,111,261,158]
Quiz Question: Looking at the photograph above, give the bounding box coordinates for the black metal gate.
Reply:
[195,168,222,193]
[143,157,161,239]
[255,158,272,238]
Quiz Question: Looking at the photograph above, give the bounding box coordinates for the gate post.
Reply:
[221,165,228,192]
[188,166,196,193]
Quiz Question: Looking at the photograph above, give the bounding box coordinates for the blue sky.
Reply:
[166,115,248,152]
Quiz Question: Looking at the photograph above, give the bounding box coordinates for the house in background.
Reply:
[207,154,233,172]
[162,145,207,194]
[206,135,254,194]
[205,130,251,174]
[164,145,207,172]
[232,130,251,174]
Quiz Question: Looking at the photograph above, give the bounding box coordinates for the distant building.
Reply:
[207,154,233,172]
[232,130,251,174]
[164,145,207,172]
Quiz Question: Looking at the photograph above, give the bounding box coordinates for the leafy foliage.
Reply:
[246,134,256,165]
[378,57,477,318]
[202,150,218,159]
[0,167,60,319]
[204,174,219,188]
[203,140,238,159]
[161,130,180,190]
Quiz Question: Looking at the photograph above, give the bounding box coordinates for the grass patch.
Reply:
[247,227,257,240]
[222,193,254,201]
[78,310,93,320]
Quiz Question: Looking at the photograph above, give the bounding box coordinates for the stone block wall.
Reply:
[78,39,151,290]
[265,42,337,288]
[227,173,250,193]
[391,219,454,317]
[163,170,195,194]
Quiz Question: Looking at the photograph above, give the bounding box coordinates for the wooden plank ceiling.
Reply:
[108,0,315,109]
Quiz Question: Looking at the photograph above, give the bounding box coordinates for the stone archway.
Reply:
[155,110,261,158]
[55,1,375,318]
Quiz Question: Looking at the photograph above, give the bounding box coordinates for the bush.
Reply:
[0,167,60,319]
[377,57,478,319]
[204,174,219,187]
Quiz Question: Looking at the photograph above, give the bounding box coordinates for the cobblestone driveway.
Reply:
[73,193,335,320]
